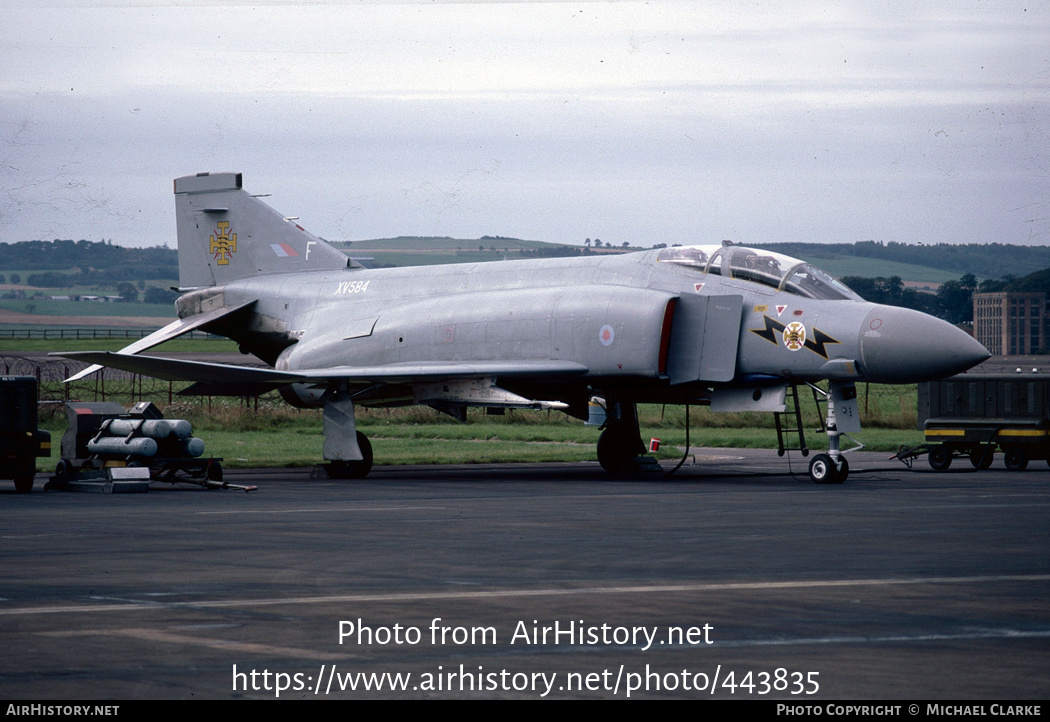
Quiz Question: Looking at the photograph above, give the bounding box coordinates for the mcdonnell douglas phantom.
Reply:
[56,172,990,483]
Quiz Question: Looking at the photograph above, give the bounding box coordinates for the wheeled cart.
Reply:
[48,401,254,491]
[901,373,1050,471]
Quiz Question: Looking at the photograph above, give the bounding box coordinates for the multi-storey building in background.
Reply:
[973,291,1047,355]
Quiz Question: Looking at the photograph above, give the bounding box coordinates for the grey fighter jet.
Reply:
[55,172,990,482]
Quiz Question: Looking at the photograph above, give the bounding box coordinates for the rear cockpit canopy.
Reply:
[656,245,861,301]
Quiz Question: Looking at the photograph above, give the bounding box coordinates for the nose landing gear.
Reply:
[807,382,861,484]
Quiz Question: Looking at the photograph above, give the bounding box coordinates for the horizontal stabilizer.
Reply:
[53,351,306,384]
[61,301,257,382]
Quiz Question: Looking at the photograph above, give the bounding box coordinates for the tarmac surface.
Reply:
[2,449,1048,700]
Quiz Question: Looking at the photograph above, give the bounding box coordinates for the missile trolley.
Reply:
[49,401,253,491]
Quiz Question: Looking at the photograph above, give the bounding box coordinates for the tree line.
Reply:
[0,239,177,281]
[842,270,1050,326]
[841,275,975,324]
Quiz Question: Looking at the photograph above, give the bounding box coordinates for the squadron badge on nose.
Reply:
[783,321,806,351]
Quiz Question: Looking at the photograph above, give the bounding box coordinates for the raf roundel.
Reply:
[599,324,615,347]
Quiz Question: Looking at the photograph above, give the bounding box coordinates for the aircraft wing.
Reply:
[61,301,258,382]
[51,351,588,385]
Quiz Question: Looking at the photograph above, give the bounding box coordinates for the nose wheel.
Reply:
[803,381,859,484]
[809,453,848,484]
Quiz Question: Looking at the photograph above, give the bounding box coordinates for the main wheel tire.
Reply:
[1004,447,1028,471]
[330,432,374,479]
[597,428,635,473]
[809,453,838,484]
[928,445,952,471]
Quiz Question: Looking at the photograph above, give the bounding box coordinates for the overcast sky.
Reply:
[2,1,1047,250]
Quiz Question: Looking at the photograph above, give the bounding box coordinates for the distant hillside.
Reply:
[337,236,631,268]
[344,237,1046,283]
[759,241,1050,282]
[3,237,1045,286]
[334,235,561,251]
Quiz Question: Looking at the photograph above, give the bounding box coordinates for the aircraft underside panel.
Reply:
[666,294,742,384]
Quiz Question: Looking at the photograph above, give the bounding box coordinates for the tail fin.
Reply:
[174,172,353,289]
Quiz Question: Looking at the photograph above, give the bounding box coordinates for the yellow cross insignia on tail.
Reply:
[209,222,237,265]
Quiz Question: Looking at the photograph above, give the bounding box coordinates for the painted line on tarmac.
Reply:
[194,506,445,515]
[2,573,1049,617]
[40,628,347,660]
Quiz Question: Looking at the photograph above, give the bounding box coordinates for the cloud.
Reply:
[1,1,1047,248]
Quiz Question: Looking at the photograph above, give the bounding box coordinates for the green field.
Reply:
[25,336,924,472]
[790,256,968,284]
[0,336,237,353]
[19,328,926,474]
[0,299,174,318]
[34,393,924,472]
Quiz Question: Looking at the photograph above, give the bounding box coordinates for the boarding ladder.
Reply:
[774,383,828,457]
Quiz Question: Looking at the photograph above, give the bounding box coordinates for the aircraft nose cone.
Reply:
[859,306,990,383]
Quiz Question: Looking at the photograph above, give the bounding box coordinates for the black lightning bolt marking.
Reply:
[803,327,841,359]
[750,316,842,359]
[750,315,785,345]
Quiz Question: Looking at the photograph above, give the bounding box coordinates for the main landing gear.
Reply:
[321,388,373,479]
[596,399,660,473]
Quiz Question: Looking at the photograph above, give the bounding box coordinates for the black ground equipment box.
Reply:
[0,376,51,492]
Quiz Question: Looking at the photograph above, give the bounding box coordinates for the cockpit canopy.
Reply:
[656,245,862,301]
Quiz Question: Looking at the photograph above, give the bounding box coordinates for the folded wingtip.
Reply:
[63,363,103,383]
